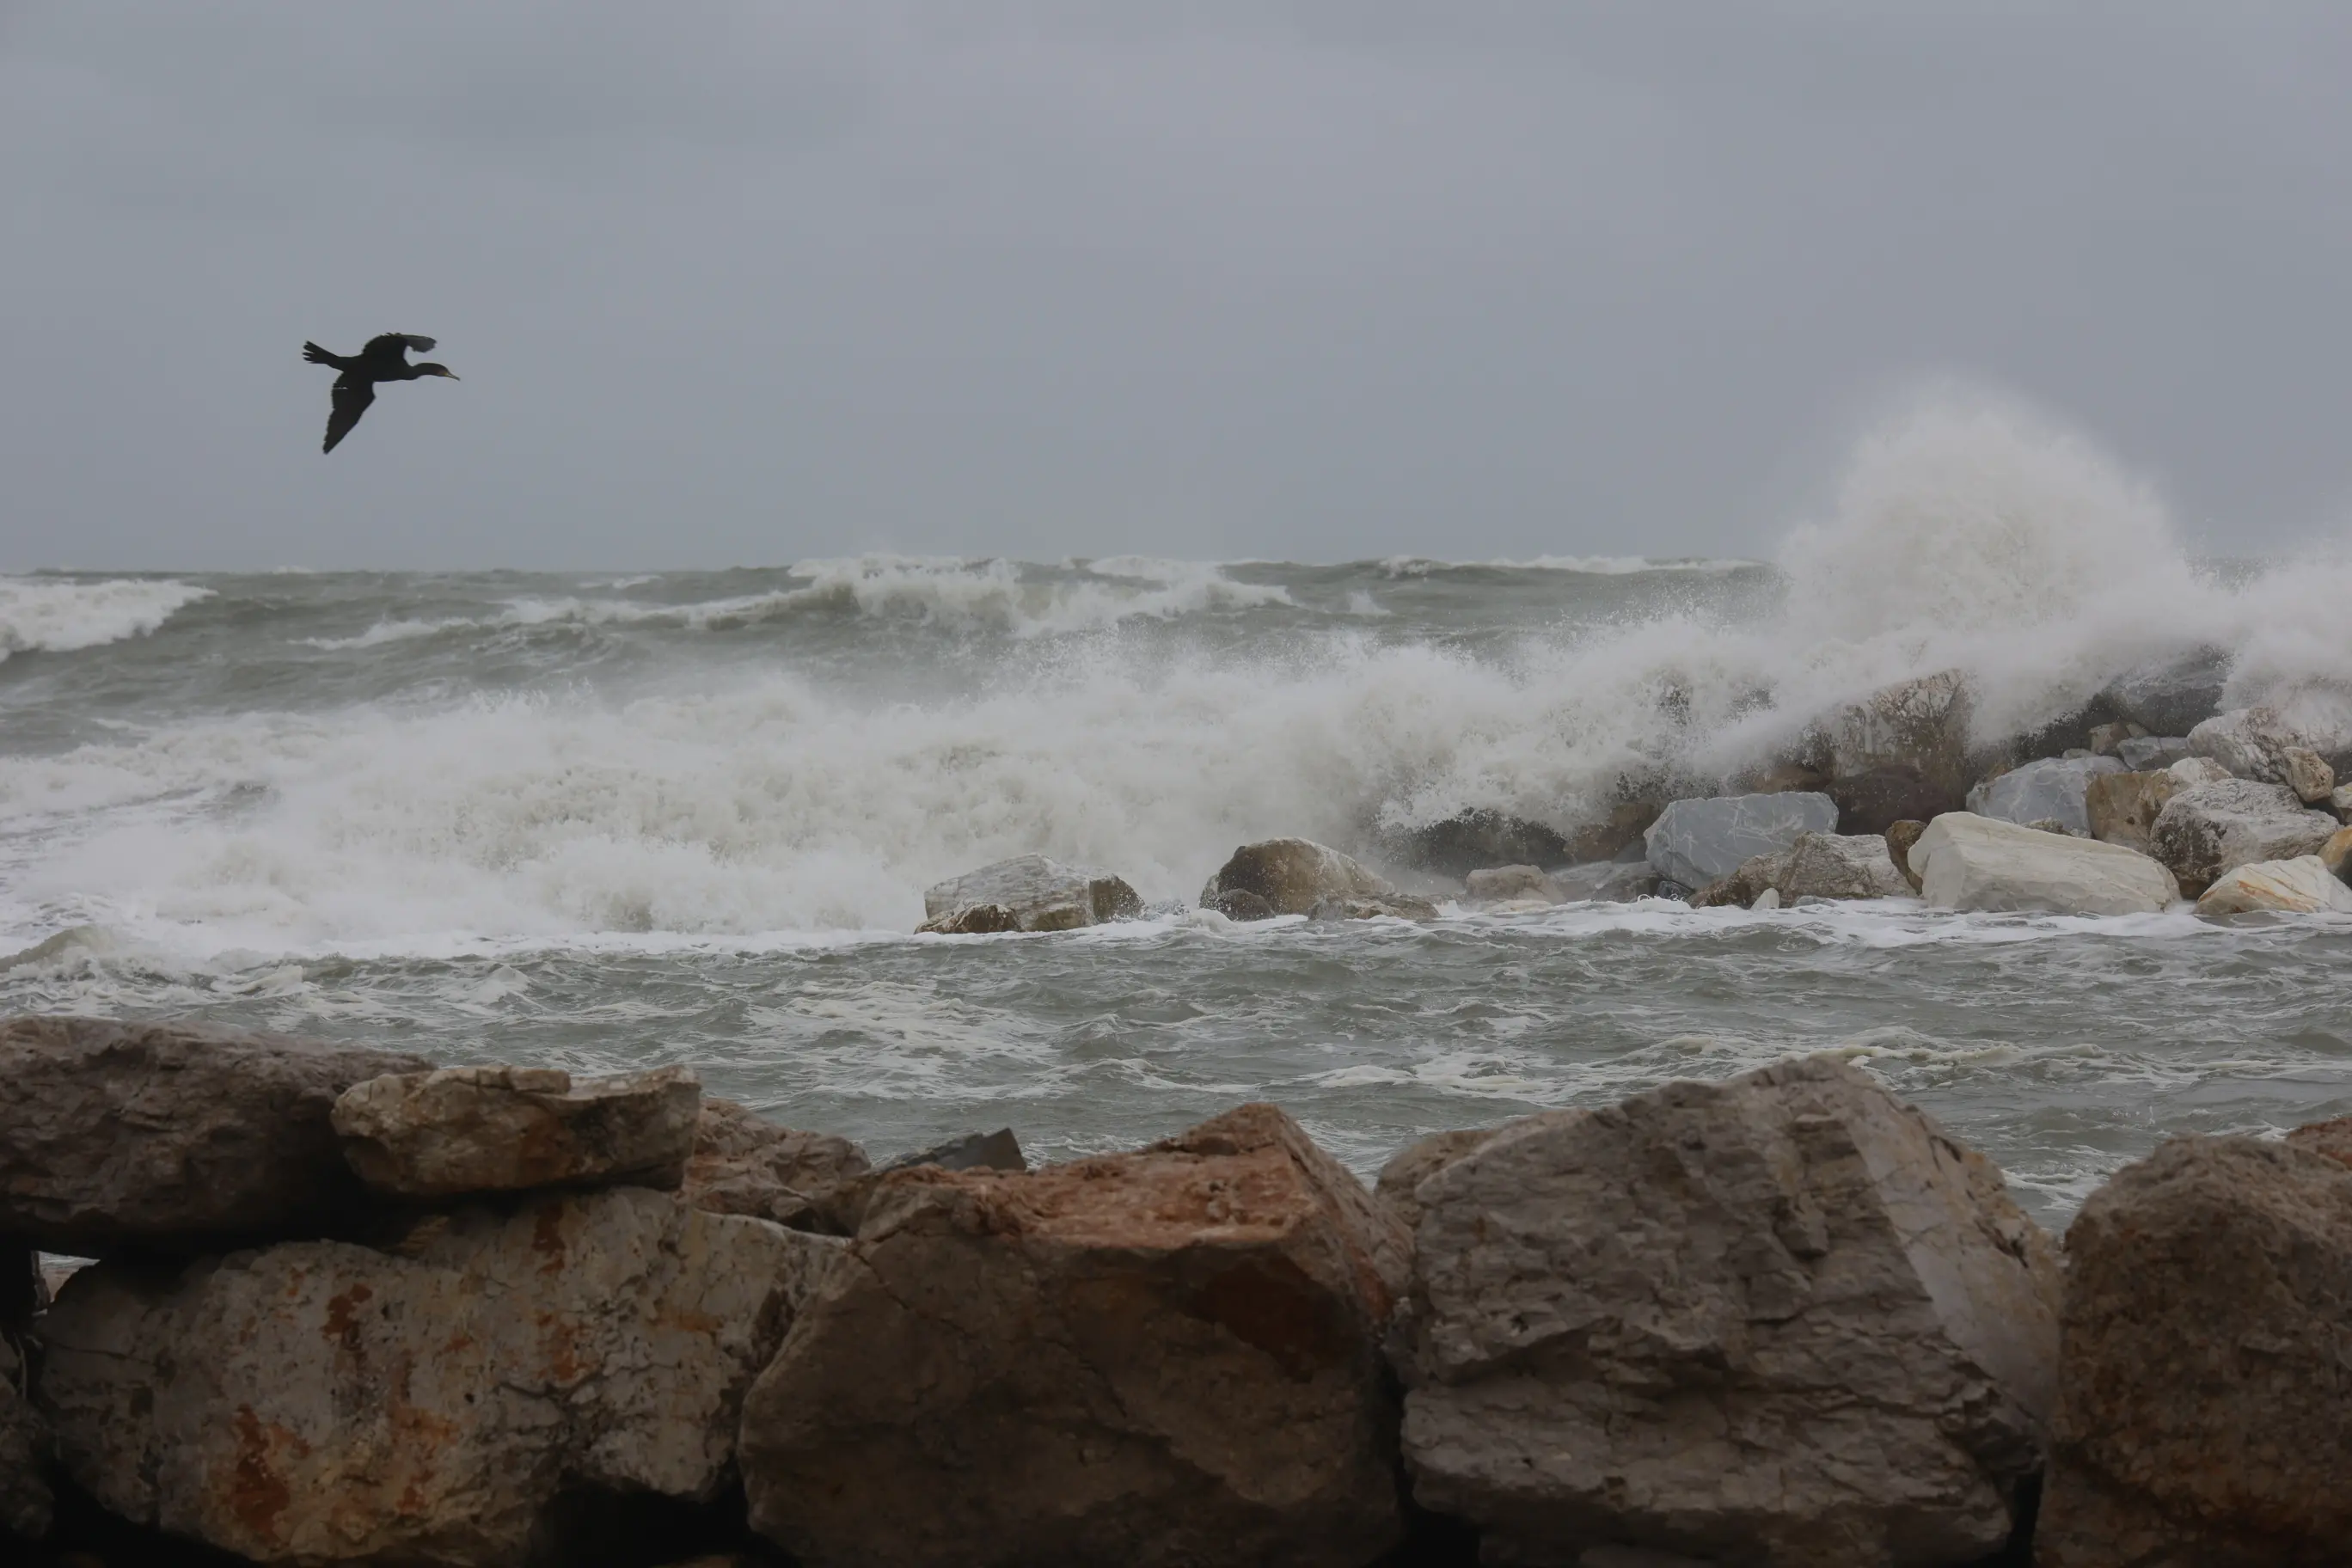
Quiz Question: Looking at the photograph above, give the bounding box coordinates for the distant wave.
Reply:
[0,576,210,661]
[1376,554,1760,578]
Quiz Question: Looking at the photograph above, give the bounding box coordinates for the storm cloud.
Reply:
[6,3,2351,567]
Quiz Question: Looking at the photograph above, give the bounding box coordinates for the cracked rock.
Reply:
[333,1063,702,1199]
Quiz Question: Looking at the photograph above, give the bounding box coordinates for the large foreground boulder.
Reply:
[1199,838,1398,918]
[2194,855,2352,916]
[2147,779,2339,895]
[1911,812,2177,916]
[2036,1137,2352,1567]
[1965,755,2125,835]
[0,1017,432,1256]
[1,1334,49,1540]
[332,1063,701,1199]
[919,854,1143,934]
[1396,1056,2061,1566]
[738,1104,1411,1568]
[1644,792,1838,891]
[679,1098,872,1234]
[38,1187,839,1566]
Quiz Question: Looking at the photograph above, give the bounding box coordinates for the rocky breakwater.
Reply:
[1389,1056,2061,1566]
[917,852,1144,934]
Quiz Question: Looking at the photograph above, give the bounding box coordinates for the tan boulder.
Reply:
[2286,1116,2352,1169]
[2148,779,2341,894]
[2084,769,2184,854]
[1885,818,1927,891]
[1200,838,1398,916]
[1778,830,1911,899]
[679,1098,871,1234]
[332,1064,701,1199]
[1463,865,1553,903]
[2281,745,2336,804]
[2037,1136,2352,1567]
[1397,1056,2061,1566]
[2320,824,2352,880]
[0,1016,432,1256]
[738,1104,1411,1568]
[38,1187,839,1566]
[919,854,1142,934]
[2194,855,2352,916]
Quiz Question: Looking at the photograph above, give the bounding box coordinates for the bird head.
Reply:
[418,363,460,380]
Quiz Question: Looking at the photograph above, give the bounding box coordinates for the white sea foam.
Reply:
[0,576,209,660]
[4,389,2350,953]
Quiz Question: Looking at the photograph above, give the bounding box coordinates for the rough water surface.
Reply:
[5,404,2350,1219]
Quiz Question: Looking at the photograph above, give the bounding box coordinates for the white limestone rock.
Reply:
[1397,1055,2061,1566]
[921,854,1142,934]
[1912,812,2177,916]
[1964,755,2125,836]
[2194,855,2352,917]
[1644,793,1838,891]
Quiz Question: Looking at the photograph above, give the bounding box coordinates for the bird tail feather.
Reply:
[302,341,339,367]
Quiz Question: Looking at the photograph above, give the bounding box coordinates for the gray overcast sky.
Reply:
[5,2,2351,569]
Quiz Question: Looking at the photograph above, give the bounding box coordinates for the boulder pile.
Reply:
[6,1017,2344,1565]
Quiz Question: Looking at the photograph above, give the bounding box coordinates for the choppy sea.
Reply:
[6,407,2350,1218]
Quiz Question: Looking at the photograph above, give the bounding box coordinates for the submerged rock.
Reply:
[1,1333,50,1541]
[1397,1056,2061,1566]
[1463,864,1552,902]
[1911,812,2177,916]
[680,1099,873,1234]
[2194,855,2352,916]
[0,1017,432,1257]
[332,1063,701,1200]
[920,854,1142,934]
[1966,754,2125,835]
[1308,892,1442,922]
[2147,778,2340,895]
[1688,850,1788,910]
[1200,887,1278,922]
[739,1105,1410,1568]
[1643,792,1839,891]
[1200,838,1398,917]
[1551,861,1659,903]
[2037,1136,2352,1567]
[2084,769,2184,854]
[39,1187,841,1567]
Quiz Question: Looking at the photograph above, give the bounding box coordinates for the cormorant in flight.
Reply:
[301,334,459,453]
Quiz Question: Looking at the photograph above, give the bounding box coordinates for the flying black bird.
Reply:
[300,333,459,453]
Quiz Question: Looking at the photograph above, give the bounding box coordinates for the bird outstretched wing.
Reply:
[362,333,436,355]
[323,378,377,453]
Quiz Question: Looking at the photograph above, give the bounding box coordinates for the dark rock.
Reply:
[1,1331,50,1540]
[1886,819,1928,891]
[1200,838,1397,916]
[1202,887,1277,922]
[2101,647,2232,738]
[1827,763,1964,836]
[1307,893,1442,922]
[1393,810,1571,878]
[883,1129,1026,1175]
[0,1017,432,1257]
[916,903,1021,934]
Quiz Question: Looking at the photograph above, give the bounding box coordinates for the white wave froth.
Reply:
[0,577,210,660]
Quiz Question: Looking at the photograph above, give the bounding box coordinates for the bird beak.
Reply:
[440,369,462,380]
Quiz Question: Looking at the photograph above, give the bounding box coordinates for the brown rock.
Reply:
[1886,819,1927,891]
[1307,893,1442,922]
[332,1064,701,1199]
[739,1104,1411,1568]
[2320,824,2352,882]
[1828,764,1964,836]
[2285,1116,2352,1170]
[1200,838,1399,916]
[2281,746,2336,805]
[680,1099,872,1234]
[2037,1136,2352,1567]
[0,1017,432,1256]
[1688,850,1787,909]
[39,1187,841,1566]
[2085,769,2184,854]
[916,903,1020,934]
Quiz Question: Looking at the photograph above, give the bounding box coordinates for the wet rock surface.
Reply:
[38,1187,840,1567]
[1,1332,50,1541]
[0,1017,432,1257]
[1777,830,1911,900]
[1199,837,1400,917]
[332,1063,702,1199]
[1644,792,1839,891]
[2037,1136,2352,1568]
[2147,778,2340,893]
[738,1104,1411,1568]
[1394,810,1572,877]
[1397,1055,2061,1567]
[1967,755,2125,835]
[1913,812,2178,916]
[919,854,1143,934]
[2193,855,2352,916]
[2084,769,2184,854]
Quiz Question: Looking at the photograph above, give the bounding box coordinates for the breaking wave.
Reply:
[0,576,210,660]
